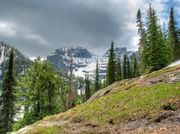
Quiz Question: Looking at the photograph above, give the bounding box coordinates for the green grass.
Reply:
[26,126,64,134]
[57,83,180,125]
[147,65,180,78]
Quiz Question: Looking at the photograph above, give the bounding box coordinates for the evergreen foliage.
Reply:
[123,54,127,79]
[115,58,122,81]
[15,58,67,129]
[168,7,179,61]
[106,42,116,86]
[127,57,131,78]
[132,53,139,77]
[136,9,148,72]
[0,49,15,133]
[94,60,100,91]
[85,75,91,101]
[146,6,169,71]
[137,5,174,73]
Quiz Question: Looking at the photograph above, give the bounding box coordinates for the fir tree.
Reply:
[146,6,168,72]
[168,7,179,61]
[123,54,127,79]
[132,53,139,78]
[0,49,15,133]
[94,60,100,91]
[115,58,122,81]
[177,28,180,59]
[106,42,116,86]
[136,9,148,72]
[85,75,91,101]
[127,57,131,78]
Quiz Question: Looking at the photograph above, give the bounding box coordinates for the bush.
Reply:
[162,102,177,111]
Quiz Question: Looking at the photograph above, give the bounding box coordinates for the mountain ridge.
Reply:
[47,46,136,80]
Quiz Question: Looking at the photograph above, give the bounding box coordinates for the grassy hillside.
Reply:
[15,65,180,134]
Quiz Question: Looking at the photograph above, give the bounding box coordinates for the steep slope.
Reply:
[15,65,180,134]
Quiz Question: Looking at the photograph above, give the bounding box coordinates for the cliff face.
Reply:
[47,46,136,80]
[14,64,180,134]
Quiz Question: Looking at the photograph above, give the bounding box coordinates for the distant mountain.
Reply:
[47,46,137,80]
[0,42,32,91]
[103,47,128,57]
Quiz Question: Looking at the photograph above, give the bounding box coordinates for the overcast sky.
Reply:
[0,0,179,57]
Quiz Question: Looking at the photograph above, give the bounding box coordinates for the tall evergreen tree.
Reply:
[127,57,131,78]
[132,53,139,78]
[115,58,122,81]
[177,28,180,59]
[168,7,179,61]
[85,75,91,101]
[94,60,100,91]
[146,6,168,72]
[136,9,148,72]
[0,49,15,133]
[123,54,127,79]
[106,42,116,86]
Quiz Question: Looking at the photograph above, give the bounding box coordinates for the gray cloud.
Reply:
[1,0,172,57]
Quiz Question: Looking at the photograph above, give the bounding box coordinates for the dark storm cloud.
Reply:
[0,0,142,57]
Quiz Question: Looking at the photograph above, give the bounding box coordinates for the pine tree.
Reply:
[0,49,15,133]
[127,57,131,78]
[177,28,180,59]
[136,9,148,72]
[85,75,91,101]
[115,58,122,81]
[106,42,116,86]
[123,54,127,79]
[168,7,179,61]
[94,60,100,91]
[146,6,168,72]
[132,53,139,78]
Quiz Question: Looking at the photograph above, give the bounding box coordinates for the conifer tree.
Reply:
[0,49,15,133]
[115,58,122,81]
[106,42,116,86]
[168,7,179,61]
[94,60,100,91]
[146,6,168,72]
[85,75,91,101]
[127,57,131,78]
[123,54,127,79]
[132,53,139,78]
[136,9,148,72]
[16,58,67,128]
[102,78,106,88]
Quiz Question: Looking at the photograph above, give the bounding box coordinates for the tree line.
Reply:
[137,5,179,73]
[84,41,139,100]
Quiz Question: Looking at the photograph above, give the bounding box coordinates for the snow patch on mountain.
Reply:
[47,46,135,80]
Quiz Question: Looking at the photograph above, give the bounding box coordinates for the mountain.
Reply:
[0,42,32,91]
[47,46,135,80]
[14,64,180,133]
